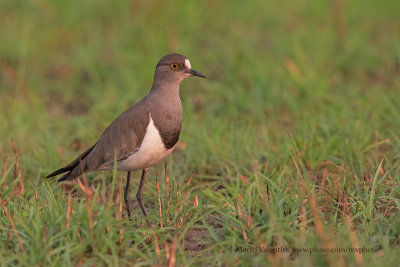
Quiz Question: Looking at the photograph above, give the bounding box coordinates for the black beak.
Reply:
[187,68,207,78]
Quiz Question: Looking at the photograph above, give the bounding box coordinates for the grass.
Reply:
[1,0,400,266]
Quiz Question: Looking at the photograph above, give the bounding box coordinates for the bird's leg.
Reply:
[124,171,131,218]
[136,169,152,227]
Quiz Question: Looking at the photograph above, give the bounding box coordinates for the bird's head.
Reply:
[154,53,206,83]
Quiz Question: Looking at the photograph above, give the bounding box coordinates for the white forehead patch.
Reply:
[184,59,192,69]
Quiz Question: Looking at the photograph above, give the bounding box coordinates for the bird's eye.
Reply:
[170,63,179,70]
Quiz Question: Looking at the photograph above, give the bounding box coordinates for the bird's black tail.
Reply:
[46,167,73,182]
[46,167,72,178]
[46,143,96,182]
[57,172,71,182]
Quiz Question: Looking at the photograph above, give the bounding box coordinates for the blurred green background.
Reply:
[1,0,400,266]
[1,0,399,170]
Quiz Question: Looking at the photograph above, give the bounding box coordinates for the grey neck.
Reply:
[149,72,181,97]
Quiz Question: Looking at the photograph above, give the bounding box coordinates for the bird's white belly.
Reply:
[117,116,174,171]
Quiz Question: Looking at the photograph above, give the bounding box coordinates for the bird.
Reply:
[46,53,206,226]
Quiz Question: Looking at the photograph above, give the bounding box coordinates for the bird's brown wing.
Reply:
[47,99,150,181]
